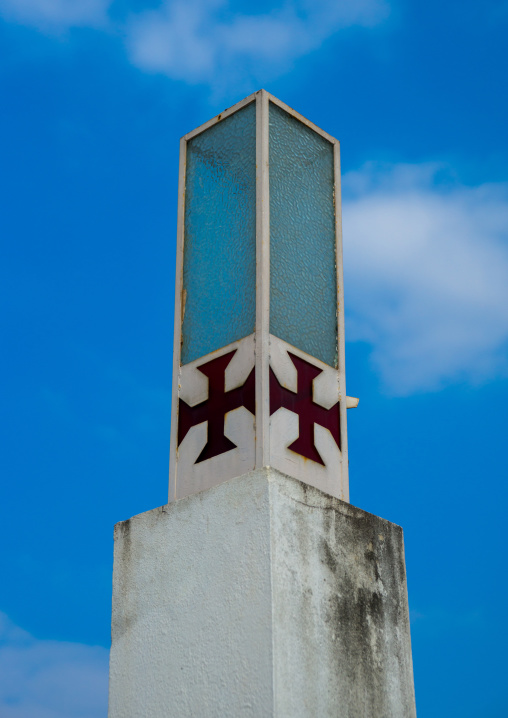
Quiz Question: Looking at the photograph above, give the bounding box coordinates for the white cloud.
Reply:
[126,0,389,85]
[0,0,389,84]
[342,163,508,394]
[0,0,110,31]
[0,612,108,718]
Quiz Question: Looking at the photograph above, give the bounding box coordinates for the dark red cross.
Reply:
[178,350,255,464]
[270,352,341,466]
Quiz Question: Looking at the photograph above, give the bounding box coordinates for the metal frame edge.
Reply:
[334,142,349,503]
[255,89,271,469]
[168,137,187,502]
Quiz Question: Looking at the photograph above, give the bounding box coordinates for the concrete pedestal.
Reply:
[108,469,416,718]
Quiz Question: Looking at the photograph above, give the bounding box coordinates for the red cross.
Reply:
[270,352,341,466]
[178,350,255,464]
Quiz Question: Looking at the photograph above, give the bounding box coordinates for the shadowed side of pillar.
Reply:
[269,474,416,718]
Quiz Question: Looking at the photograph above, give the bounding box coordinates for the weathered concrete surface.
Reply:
[270,477,416,718]
[109,470,273,718]
[109,469,416,718]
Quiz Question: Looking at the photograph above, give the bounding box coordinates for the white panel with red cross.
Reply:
[173,334,256,501]
[268,335,347,502]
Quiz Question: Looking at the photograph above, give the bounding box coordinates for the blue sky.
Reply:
[1,0,507,715]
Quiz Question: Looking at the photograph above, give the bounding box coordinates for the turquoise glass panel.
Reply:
[269,102,337,367]
[181,102,256,365]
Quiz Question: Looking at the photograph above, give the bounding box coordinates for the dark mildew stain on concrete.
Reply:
[271,472,416,718]
[112,518,136,641]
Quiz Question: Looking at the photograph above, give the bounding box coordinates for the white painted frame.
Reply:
[168,90,349,503]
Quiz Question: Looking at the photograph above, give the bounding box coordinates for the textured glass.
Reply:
[181,103,256,365]
[269,102,337,367]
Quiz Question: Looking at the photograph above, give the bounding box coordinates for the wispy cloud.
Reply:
[0,0,389,87]
[0,0,110,31]
[0,612,108,718]
[343,163,508,394]
[125,0,389,85]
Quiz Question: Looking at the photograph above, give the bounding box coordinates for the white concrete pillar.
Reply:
[108,469,416,718]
